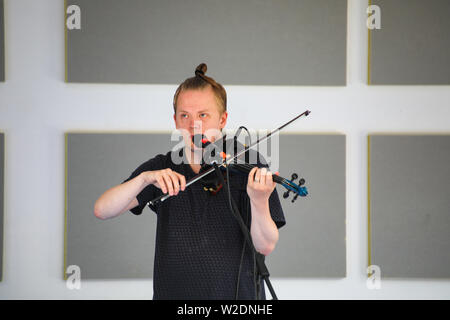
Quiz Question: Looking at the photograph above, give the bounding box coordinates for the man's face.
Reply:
[174,87,228,150]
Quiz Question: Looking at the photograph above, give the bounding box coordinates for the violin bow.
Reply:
[148,110,311,207]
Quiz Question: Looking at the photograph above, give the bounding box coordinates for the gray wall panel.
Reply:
[369,0,450,85]
[369,135,450,278]
[66,0,347,85]
[267,134,346,277]
[65,133,176,279]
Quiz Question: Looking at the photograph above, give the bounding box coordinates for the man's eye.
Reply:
[200,113,207,118]
[181,114,188,119]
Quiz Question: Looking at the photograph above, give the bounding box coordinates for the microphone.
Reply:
[192,134,211,149]
[192,134,228,165]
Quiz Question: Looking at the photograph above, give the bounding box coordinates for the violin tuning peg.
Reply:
[283,190,291,199]
[299,178,305,186]
[292,193,299,203]
[291,173,298,181]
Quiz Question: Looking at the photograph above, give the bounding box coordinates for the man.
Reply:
[94,64,285,299]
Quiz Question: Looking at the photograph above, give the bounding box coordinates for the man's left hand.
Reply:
[247,167,276,205]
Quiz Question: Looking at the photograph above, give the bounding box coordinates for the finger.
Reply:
[254,168,262,183]
[156,176,168,194]
[268,172,276,189]
[259,167,267,184]
[161,173,175,195]
[265,170,273,186]
[172,172,186,194]
[248,167,257,186]
[168,172,180,194]
[176,172,186,191]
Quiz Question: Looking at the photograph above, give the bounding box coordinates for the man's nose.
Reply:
[190,120,203,132]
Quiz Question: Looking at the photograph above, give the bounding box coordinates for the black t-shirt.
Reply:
[123,149,285,300]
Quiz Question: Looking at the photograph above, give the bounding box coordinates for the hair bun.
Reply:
[195,63,207,76]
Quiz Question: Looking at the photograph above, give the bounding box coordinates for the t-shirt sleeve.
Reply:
[268,187,286,229]
[122,154,166,215]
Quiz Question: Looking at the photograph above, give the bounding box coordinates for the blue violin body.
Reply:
[200,162,308,202]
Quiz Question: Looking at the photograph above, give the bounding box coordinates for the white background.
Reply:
[0,0,450,299]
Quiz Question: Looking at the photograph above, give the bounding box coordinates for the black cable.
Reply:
[231,163,247,300]
[233,126,251,164]
[234,126,268,300]
[218,127,277,300]
[218,163,254,299]
[215,162,278,300]
[231,126,252,299]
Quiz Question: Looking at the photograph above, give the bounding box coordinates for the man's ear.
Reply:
[220,112,228,129]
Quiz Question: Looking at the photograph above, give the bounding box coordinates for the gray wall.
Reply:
[66,132,346,279]
[0,0,4,81]
[2,0,450,300]
[369,135,450,278]
[66,0,347,85]
[0,133,4,281]
[369,0,450,85]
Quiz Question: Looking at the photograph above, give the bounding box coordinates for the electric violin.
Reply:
[148,110,311,208]
[199,161,308,202]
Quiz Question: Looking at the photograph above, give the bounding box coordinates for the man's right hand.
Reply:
[142,168,186,196]
[94,168,186,220]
